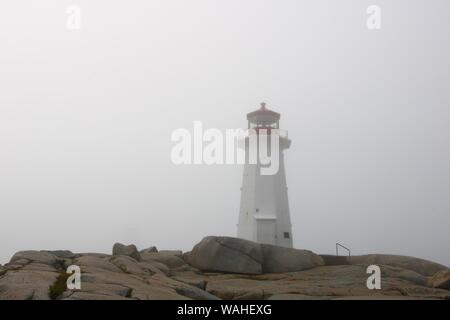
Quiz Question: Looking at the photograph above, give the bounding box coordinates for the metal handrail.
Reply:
[336,243,351,257]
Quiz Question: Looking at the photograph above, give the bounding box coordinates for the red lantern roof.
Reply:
[247,102,280,122]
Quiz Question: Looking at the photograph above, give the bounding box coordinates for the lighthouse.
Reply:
[237,103,293,248]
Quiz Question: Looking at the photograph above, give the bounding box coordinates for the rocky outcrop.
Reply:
[348,254,447,277]
[0,238,448,300]
[141,252,186,269]
[0,245,219,300]
[204,264,450,300]
[184,236,324,274]
[10,251,61,267]
[0,270,59,300]
[112,243,141,262]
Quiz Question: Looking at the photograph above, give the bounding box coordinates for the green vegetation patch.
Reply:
[49,272,70,300]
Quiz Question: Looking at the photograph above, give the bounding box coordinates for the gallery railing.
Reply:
[336,242,351,257]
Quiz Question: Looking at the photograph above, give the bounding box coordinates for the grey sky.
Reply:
[1,0,449,266]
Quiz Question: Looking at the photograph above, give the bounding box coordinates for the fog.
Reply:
[1,0,449,266]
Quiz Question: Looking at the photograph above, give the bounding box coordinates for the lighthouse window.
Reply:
[283,232,290,239]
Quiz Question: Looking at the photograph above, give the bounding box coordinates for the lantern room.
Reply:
[247,102,280,130]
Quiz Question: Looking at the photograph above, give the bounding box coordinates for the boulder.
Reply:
[348,254,448,276]
[184,236,323,275]
[185,236,263,274]
[112,243,141,262]
[429,269,450,290]
[140,246,158,254]
[261,244,324,273]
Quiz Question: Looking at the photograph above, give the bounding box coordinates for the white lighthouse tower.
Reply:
[237,103,293,248]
